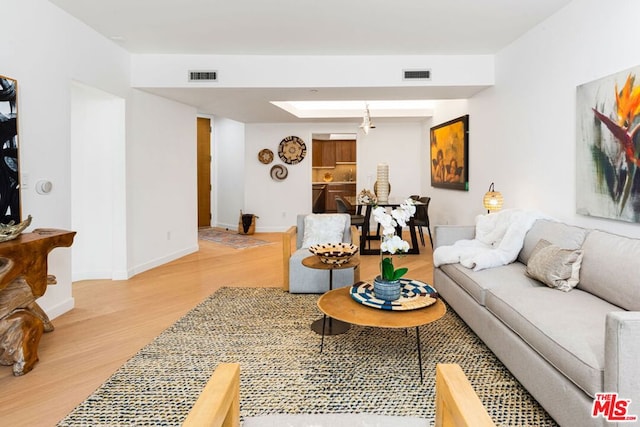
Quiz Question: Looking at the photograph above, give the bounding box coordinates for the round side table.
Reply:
[302,255,360,336]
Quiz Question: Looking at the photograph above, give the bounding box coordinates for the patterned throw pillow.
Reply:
[301,214,347,248]
[525,239,584,292]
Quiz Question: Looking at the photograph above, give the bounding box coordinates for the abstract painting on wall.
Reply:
[577,66,640,223]
[0,75,20,223]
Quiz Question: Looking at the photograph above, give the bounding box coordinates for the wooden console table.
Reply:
[0,229,76,375]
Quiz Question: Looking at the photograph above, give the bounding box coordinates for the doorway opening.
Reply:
[197,117,212,228]
[311,133,357,214]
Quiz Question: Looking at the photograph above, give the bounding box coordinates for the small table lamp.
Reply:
[483,182,503,213]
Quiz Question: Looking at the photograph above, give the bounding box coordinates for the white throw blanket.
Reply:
[433,209,550,271]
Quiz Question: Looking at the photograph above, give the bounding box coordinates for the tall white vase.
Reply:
[376,163,389,203]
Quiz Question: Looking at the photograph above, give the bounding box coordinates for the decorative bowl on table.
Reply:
[309,243,358,265]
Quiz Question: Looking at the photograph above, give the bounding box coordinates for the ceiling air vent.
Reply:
[403,69,431,81]
[189,70,218,82]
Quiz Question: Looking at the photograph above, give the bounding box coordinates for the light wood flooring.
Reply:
[0,230,434,427]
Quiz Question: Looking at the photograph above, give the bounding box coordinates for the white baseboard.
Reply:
[72,270,114,282]
[71,246,199,281]
[112,269,131,281]
[255,226,292,232]
[214,221,291,233]
[41,297,75,321]
[214,221,236,231]
[128,245,199,278]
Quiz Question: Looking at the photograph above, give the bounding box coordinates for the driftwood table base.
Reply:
[0,229,75,375]
[0,309,44,375]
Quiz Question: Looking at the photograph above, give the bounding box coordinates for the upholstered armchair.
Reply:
[282,214,360,293]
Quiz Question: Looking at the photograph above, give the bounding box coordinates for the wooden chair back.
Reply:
[184,363,495,427]
[183,363,240,427]
[435,363,496,427]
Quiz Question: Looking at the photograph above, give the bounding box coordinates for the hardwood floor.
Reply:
[0,230,433,427]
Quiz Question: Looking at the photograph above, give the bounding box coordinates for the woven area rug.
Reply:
[57,288,557,426]
[198,228,272,249]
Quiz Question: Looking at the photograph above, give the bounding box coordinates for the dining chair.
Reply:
[413,196,433,248]
[335,196,365,230]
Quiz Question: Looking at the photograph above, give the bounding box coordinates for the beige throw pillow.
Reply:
[301,214,347,248]
[526,239,584,292]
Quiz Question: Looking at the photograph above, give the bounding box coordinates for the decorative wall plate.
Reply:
[270,164,288,181]
[278,136,307,165]
[258,148,274,164]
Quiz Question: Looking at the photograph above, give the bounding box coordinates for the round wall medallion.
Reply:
[277,136,307,165]
[258,148,274,164]
[270,164,288,181]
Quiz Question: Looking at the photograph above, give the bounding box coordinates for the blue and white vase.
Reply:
[373,275,401,301]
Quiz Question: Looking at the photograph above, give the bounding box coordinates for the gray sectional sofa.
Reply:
[434,219,640,427]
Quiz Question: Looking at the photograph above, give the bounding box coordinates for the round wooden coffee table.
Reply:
[317,284,446,381]
[302,255,360,335]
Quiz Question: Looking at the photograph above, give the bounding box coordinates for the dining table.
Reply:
[356,197,424,255]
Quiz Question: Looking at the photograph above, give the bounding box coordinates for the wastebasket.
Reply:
[238,211,257,235]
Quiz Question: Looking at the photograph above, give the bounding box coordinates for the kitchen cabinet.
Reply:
[335,140,356,163]
[312,141,324,167]
[325,183,356,212]
[312,139,356,167]
[321,140,336,167]
[311,139,335,167]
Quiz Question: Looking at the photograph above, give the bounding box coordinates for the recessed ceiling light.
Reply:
[271,100,434,119]
[329,133,357,140]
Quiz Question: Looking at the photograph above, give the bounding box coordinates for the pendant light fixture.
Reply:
[359,103,376,134]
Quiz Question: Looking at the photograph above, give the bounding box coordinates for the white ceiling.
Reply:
[49,0,572,122]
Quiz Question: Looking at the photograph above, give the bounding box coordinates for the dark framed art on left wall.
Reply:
[0,75,20,223]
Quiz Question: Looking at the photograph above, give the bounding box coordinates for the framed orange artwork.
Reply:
[430,115,469,191]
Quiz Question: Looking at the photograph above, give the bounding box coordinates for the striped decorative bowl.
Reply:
[309,243,358,265]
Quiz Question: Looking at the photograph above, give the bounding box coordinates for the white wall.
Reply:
[213,117,246,229]
[357,123,424,200]
[70,82,126,281]
[1,0,200,318]
[1,0,131,318]
[243,122,426,231]
[456,0,640,238]
[420,100,473,226]
[132,54,494,90]
[127,89,199,276]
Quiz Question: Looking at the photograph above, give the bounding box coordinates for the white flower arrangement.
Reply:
[372,200,416,243]
[379,234,409,254]
[372,199,416,281]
